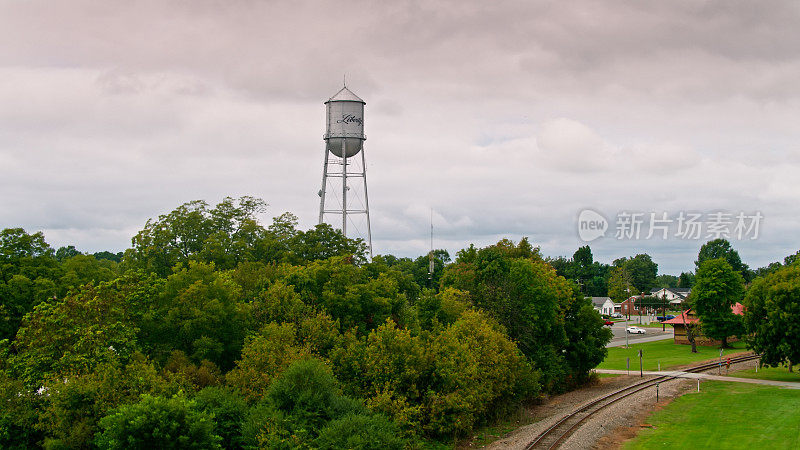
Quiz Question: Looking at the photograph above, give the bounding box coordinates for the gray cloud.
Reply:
[1,0,799,273]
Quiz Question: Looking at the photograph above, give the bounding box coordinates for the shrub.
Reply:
[315,413,407,449]
[417,288,470,329]
[94,394,221,449]
[162,351,222,392]
[334,314,538,439]
[38,354,166,449]
[226,323,310,401]
[297,311,343,358]
[267,358,355,429]
[251,281,307,326]
[241,359,368,448]
[194,387,247,449]
[240,402,295,450]
[0,373,43,449]
[424,310,539,436]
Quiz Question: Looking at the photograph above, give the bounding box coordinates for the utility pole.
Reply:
[625,314,629,348]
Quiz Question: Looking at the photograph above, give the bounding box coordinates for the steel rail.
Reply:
[524,353,760,449]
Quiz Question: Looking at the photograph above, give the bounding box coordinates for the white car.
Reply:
[611,313,623,318]
[626,326,646,334]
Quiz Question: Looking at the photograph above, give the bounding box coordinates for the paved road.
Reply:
[595,369,800,389]
[606,320,674,347]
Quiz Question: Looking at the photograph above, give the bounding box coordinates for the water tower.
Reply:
[318,85,372,258]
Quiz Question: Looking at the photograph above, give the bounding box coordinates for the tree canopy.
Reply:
[696,239,750,282]
[0,198,617,447]
[743,264,800,372]
[691,258,744,348]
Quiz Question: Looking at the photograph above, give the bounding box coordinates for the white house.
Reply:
[649,287,691,306]
[589,297,615,315]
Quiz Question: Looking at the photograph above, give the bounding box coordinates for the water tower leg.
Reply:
[342,138,347,237]
[318,146,330,224]
[361,146,372,260]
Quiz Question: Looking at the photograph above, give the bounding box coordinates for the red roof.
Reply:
[663,302,744,325]
[663,310,698,325]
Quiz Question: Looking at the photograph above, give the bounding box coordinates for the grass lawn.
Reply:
[624,381,800,449]
[596,373,622,378]
[637,322,671,329]
[598,339,748,371]
[729,365,800,383]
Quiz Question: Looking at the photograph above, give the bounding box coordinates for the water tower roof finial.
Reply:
[326,86,365,104]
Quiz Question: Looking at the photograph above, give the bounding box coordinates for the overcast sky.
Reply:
[2,0,799,274]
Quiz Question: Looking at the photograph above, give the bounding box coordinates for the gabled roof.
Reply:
[325,86,365,104]
[662,310,698,324]
[650,287,691,298]
[662,302,745,325]
[589,297,612,307]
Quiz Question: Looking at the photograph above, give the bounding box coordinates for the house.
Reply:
[662,303,745,345]
[649,287,691,307]
[619,296,642,315]
[589,297,615,316]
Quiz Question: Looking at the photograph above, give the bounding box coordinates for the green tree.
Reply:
[424,310,539,436]
[285,223,368,265]
[696,239,750,282]
[0,372,43,449]
[677,271,695,288]
[0,228,60,339]
[784,250,800,266]
[562,293,612,384]
[55,245,82,261]
[743,264,800,372]
[753,262,784,278]
[127,197,270,276]
[691,259,744,348]
[9,282,139,387]
[395,249,450,290]
[93,251,124,263]
[607,266,635,301]
[330,319,428,435]
[440,240,608,391]
[139,262,251,371]
[240,359,373,448]
[58,254,118,296]
[194,387,248,449]
[624,254,658,293]
[547,246,611,297]
[266,358,349,431]
[315,414,407,450]
[283,257,410,334]
[0,228,55,276]
[331,312,537,439]
[95,395,221,449]
[415,287,470,330]
[37,354,166,449]
[655,274,678,288]
[226,322,311,401]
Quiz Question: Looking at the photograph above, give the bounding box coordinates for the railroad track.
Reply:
[524,353,760,450]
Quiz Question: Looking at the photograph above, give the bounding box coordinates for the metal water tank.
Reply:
[324,86,365,158]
